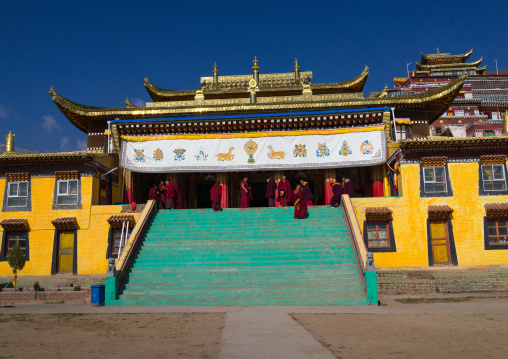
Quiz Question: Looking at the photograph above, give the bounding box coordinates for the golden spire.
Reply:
[437,47,440,54]
[294,58,299,71]
[3,131,16,155]
[252,56,259,71]
[503,111,508,136]
[213,62,218,75]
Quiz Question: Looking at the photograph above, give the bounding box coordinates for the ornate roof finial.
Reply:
[252,56,259,71]
[294,58,299,71]
[49,86,55,96]
[213,62,218,75]
[437,47,440,54]
[3,131,16,155]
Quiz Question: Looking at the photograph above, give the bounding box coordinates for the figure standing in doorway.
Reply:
[210,181,222,212]
[148,184,163,209]
[164,179,177,209]
[266,175,276,207]
[292,184,309,219]
[240,176,252,208]
[276,175,292,206]
[300,179,314,206]
[158,181,166,209]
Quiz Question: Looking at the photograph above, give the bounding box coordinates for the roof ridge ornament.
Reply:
[252,56,259,71]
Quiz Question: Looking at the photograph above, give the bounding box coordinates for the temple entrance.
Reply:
[196,183,213,209]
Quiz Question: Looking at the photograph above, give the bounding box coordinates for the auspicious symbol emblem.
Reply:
[339,141,352,156]
[360,140,374,155]
[216,147,235,161]
[134,149,145,162]
[247,79,259,94]
[267,145,285,159]
[153,148,164,161]
[293,144,307,158]
[173,148,186,161]
[244,139,258,164]
[195,147,208,161]
[316,143,330,157]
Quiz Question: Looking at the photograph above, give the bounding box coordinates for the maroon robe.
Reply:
[165,182,177,209]
[240,180,251,208]
[276,180,292,206]
[301,182,314,206]
[293,190,309,219]
[342,180,355,198]
[210,183,222,211]
[329,182,343,206]
[266,178,276,207]
[150,186,163,209]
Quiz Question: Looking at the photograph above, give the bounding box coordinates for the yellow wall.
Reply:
[352,162,508,269]
[0,176,138,276]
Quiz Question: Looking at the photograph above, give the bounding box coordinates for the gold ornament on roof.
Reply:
[247,79,259,94]
[252,56,259,71]
[294,58,299,71]
[213,62,218,75]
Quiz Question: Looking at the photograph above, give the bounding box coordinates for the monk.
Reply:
[292,184,309,219]
[300,179,314,206]
[164,179,177,209]
[240,176,252,208]
[158,181,166,209]
[341,177,355,198]
[210,181,222,212]
[148,184,163,209]
[276,175,292,206]
[329,181,343,206]
[266,175,276,207]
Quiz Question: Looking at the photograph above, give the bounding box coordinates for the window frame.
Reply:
[2,179,32,212]
[363,220,397,253]
[483,217,508,250]
[479,164,508,195]
[107,224,133,258]
[56,179,79,205]
[52,178,82,210]
[0,230,30,261]
[6,182,29,207]
[420,165,453,198]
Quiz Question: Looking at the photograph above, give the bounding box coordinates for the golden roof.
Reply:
[400,135,508,149]
[420,48,473,64]
[416,57,483,70]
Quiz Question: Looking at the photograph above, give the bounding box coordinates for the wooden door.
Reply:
[430,221,451,265]
[58,231,74,273]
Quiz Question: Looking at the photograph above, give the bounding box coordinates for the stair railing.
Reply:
[340,194,378,305]
[105,200,157,304]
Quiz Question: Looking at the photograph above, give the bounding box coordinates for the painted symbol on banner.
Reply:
[316,143,330,157]
[360,140,374,155]
[173,148,186,161]
[293,144,307,158]
[339,141,352,156]
[194,147,208,161]
[216,147,235,161]
[153,148,164,161]
[244,140,258,164]
[134,149,145,162]
[267,145,285,159]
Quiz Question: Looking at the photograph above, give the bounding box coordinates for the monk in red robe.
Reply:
[148,184,163,209]
[276,176,292,206]
[164,179,177,209]
[300,179,314,206]
[158,181,166,209]
[292,184,309,219]
[210,181,222,212]
[266,175,276,207]
[329,181,343,206]
[240,176,252,208]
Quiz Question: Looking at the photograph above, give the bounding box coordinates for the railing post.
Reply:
[365,252,378,305]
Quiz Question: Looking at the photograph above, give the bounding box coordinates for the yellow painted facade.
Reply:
[0,175,138,276]
[352,161,508,268]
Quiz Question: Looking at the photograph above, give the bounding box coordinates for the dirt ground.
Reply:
[291,311,508,359]
[0,313,225,359]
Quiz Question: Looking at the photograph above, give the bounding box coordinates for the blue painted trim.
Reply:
[108,107,392,124]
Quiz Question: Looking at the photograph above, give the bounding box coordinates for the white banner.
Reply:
[120,127,386,173]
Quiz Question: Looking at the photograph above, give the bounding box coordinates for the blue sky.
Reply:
[1,0,507,152]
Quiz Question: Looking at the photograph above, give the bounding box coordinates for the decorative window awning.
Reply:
[395,119,412,125]
[51,217,78,230]
[428,205,454,219]
[107,215,135,227]
[421,156,448,167]
[120,126,387,173]
[365,207,393,221]
[480,155,506,165]
[55,171,79,180]
[484,203,508,218]
[0,218,29,231]
[5,173,29,182]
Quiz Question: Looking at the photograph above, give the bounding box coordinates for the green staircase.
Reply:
[112,206,369,306]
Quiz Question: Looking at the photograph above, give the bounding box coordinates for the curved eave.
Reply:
[311,66,369,93]
[416,57,482,70]
[50,76,465,129]
[144,78,195,102]
[420,49,473,63]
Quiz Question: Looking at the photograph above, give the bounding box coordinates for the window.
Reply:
[395,125,409,140]
[423,167,447,193]
[56,180,78,205]
[481,165,506,191]
[484,131,495,137]
[484,218,508,250]
[366,222,389,248]
[4,231,28,256]
[6,182,28,207]
[111,227,132,256]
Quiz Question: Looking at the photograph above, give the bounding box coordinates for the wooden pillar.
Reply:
[324,169,336,205]
[124,170,133,204]
[216,173,229,209]
[383,164,391,197]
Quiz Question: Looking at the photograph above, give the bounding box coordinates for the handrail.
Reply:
[115,200,157,291]
[340,194,367,273]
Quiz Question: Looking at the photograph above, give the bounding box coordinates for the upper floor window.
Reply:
[7,182,28,207]
[423,167,447,193]
[481,165,507,192]
[395,124,410,140]
[57,180,78,205]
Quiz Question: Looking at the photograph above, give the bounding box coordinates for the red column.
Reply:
[217,173,229,209]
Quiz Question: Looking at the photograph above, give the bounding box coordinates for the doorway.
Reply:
[429,220,451,265]
[58,231,74,273]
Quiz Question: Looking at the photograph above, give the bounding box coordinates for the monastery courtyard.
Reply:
[0,293,507,359]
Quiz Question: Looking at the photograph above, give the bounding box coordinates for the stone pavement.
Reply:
[1,293,508,358]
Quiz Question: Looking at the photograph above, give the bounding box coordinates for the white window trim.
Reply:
[56,179,79,205]
[6,181,28,207]
[481,164,507,192]
[395,124,407,140]
[423,166,448,193]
